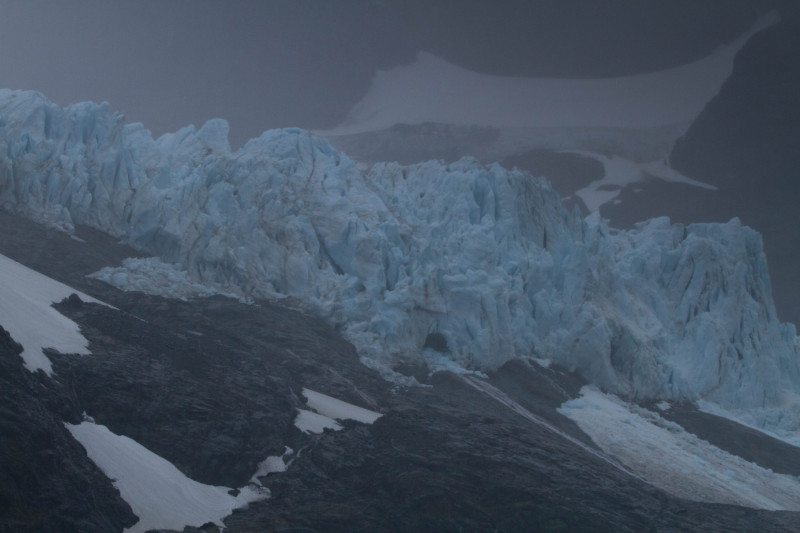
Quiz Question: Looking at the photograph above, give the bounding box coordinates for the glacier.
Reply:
[1,88,799,433]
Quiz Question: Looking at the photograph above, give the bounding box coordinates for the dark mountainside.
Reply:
[0,325,137,532]
[2,212,800,531]
[604,15,800,326]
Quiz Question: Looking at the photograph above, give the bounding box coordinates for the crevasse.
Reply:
[1,88,798,432]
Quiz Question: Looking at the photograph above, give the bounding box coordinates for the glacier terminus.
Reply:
[1,87,799,441]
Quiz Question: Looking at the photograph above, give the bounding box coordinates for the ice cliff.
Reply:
[1,89,799,431]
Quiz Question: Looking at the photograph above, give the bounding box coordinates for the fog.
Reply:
[0,0,774,148]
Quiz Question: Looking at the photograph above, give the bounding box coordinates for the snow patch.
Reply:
[66,421,268,533]
[250,446,292,485]
[294,388,382,434]
[569,151,717,212]
[302,388,382,424]
[0,253,109,375]
[640,159,717,189]
[294,409,343,434]
[530,357,552,369]
[560,387,800,511]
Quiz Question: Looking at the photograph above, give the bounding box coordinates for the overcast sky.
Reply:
[0,0,778,147]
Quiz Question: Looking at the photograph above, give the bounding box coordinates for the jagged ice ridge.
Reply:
[1,89,799,433]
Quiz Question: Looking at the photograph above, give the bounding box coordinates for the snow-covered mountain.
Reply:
[321,13,777,187]
[1,87,798,440]
[322,24,760,136]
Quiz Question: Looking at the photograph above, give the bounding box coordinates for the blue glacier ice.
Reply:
[1,89,799,433]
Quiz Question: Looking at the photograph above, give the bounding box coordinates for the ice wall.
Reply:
[1,89,798,430]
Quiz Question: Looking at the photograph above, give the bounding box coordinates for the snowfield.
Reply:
[0,253,108,374]
[322,32,746,136]
[66,421,268,533]
[560,387,800,511]
[294,388,382,434]
[303,388,383,424]
[320,14,775,214]
[321,13,775,136]
[294,409,344,434]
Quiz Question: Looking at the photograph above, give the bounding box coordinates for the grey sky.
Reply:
[0,0,778,148]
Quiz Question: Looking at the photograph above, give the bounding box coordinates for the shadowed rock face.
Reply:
[666,16,800,326]
[0,325,137,532]
[653,402,800,478]
[50,291,391,490]
[222,367,800,533]
[671,17,800,189]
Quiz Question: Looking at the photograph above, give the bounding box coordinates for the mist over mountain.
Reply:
[0,0,781,148]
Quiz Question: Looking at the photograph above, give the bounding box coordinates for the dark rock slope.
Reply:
[0,326,137,532]
[224,366,800,533]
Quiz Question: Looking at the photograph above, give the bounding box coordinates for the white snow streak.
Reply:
[250,447,292,485]
[294,409,343,434]
[66,421,267,533]
[0,253,109,374]
[293,388,382,434]
[560,387,800,511]
[303,388,382,424]
[569,151,717,212]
